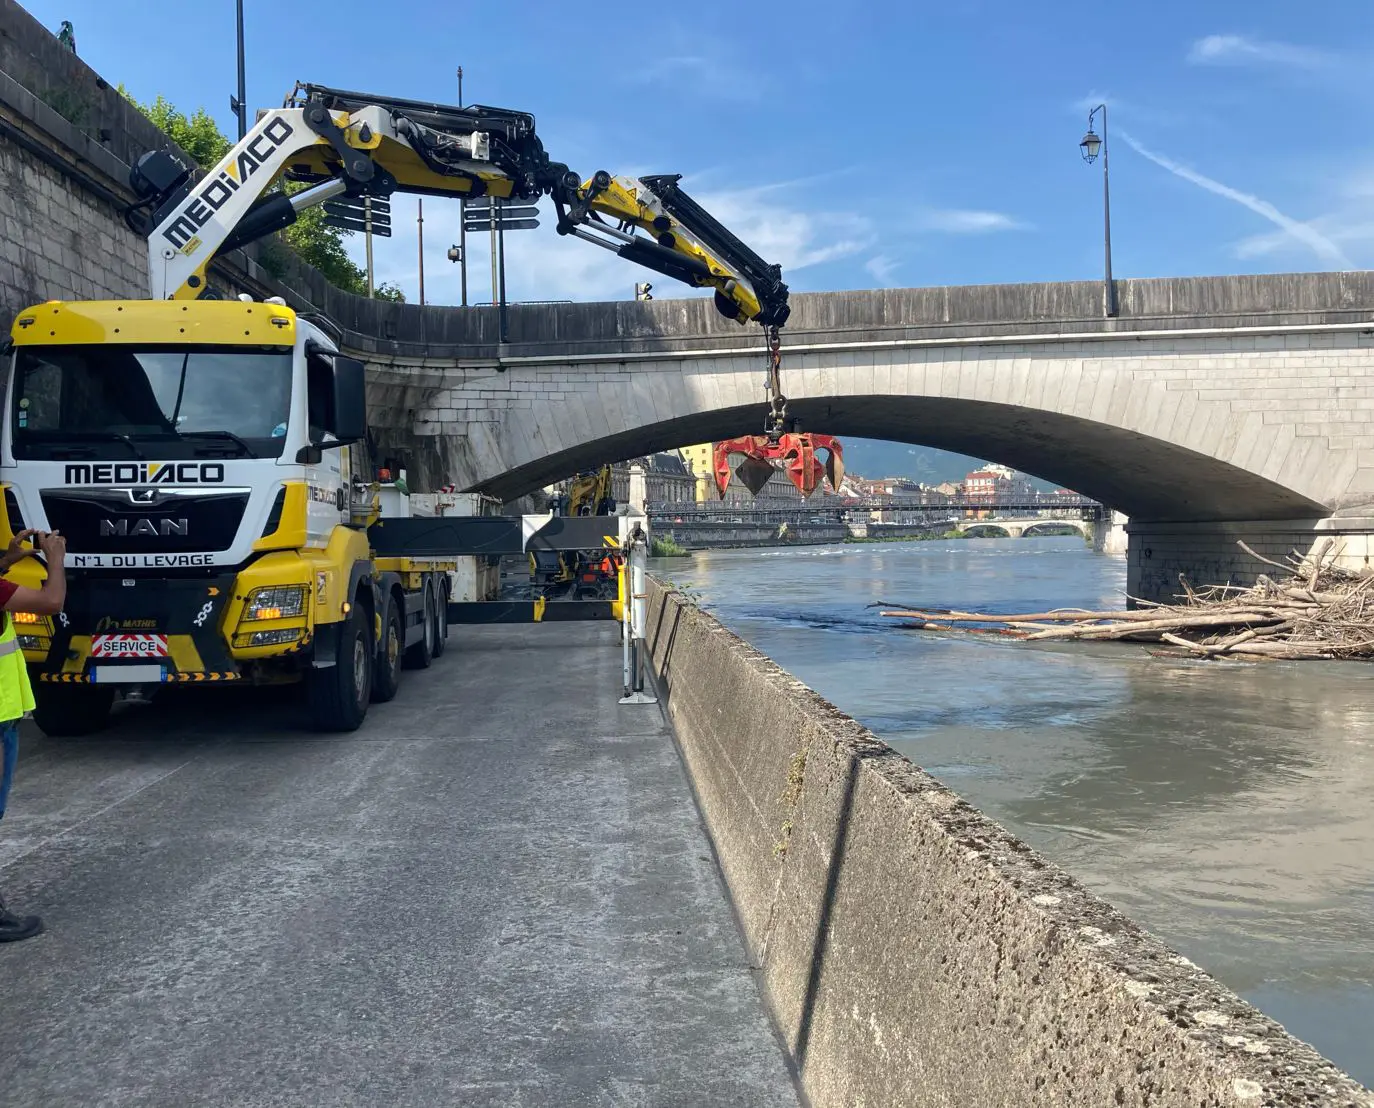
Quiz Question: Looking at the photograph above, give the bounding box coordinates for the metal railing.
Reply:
[646,493,1103,518]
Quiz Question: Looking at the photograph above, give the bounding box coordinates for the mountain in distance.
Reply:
[838,439,1062,492]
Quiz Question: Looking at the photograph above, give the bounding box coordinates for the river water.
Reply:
[650,536,1374,1085]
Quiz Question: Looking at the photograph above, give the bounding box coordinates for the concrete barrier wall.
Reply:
[643,578,1372,1107]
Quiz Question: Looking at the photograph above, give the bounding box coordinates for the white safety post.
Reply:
[618,513,657,705]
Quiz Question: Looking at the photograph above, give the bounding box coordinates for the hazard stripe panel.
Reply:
[38,672,241,683]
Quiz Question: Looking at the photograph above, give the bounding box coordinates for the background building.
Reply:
[611,452,696,508]
[677,444,714,502]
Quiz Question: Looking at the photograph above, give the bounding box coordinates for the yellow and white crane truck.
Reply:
[0,83,798,735]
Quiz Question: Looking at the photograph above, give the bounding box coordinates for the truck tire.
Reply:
[404,585,434,670]
[371,599,404,703]
[306,609,372,732]
[32,684,115,737]
[431,582,449,659]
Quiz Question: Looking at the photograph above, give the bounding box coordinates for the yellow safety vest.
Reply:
[0,613,36,722]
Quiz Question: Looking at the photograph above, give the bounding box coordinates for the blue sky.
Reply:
[21,0,1374,307]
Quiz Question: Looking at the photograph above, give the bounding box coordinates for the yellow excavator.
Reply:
[530,466,620,598]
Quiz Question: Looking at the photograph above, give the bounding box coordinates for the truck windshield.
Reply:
[9,345,293,461]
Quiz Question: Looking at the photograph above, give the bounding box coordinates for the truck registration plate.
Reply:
[91,664,165,684]
[91,634,169,659]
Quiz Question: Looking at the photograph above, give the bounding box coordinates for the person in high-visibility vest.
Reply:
[0,528,66,943]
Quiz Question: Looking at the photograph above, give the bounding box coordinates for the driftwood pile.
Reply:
[880,539,1374,661]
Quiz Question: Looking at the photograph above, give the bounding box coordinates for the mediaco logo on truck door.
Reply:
[162,117,296,254]
[64,463,225,485]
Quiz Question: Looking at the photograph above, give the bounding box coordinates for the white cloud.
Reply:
[913,209,1029,234]
[1187,34,1328,69]
[1073,91,1117,113]
[1120,131,1353,269]
[635,55,734,83]
[625,47,762,102]
[689,185,873,271]
[1070,91,1201,132]
[348,181,873,306]
[866,255,900,285]
[1234,166,1374,266]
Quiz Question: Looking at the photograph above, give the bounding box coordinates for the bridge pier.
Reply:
[1126,518,1374,604]
[1092,511,1129,555]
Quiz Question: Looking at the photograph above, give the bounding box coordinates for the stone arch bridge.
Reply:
[339,271,1374,603]
[1,52,1371,603]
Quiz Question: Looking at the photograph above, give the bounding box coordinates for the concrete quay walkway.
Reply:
[0,624,798,1107]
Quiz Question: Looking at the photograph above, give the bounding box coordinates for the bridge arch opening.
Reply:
[1019,521,1090,538]
[446,395,1326,522]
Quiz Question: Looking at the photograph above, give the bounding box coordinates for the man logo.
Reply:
[100,519,189,538]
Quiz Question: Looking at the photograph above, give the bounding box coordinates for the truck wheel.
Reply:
[307,609,372,732]
[32,684,115,737]
[404,586,434,670]
[371,600,404,703]
[431,583,449,659]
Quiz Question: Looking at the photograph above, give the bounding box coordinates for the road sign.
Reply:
[318,215,390,237]
[464,196,538,214]
[463,216,539,232]
[324,214,393,237]
[323,196,391,216]
[323,196,392,237]
[462,217,539,230]
[485,205,539,218]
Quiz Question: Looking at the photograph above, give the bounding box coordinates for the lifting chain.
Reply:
[762,324,789,440]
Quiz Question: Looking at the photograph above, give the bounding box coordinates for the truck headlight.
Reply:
[247,628,304,647]
[244,585,307,620]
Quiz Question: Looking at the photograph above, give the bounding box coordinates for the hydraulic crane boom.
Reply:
[123,81,839,496]
[126,81,788,328]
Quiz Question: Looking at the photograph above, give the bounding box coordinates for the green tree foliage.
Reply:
[122,90,231,171]
[121,88,405,302]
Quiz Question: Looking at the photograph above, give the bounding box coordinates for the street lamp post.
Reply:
[230,0,247,140]
[457,66,468,307]
[1079,103,1116,318]
[417,197,425,306]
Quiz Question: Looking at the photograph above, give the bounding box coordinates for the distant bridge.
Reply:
[953,517,1092,539]
[645,494,1104,523]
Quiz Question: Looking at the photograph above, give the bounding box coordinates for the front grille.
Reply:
[41,489,250,553]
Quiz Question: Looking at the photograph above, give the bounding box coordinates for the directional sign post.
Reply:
[323,196,391,237]
[460,198,543,340]
[322,196,393,298]
[462,204,539,231]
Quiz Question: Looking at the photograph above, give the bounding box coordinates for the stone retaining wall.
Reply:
[643,577,1372,1106]
[655,522,848,549]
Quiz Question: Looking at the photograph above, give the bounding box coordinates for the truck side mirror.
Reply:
[331,356,367,445]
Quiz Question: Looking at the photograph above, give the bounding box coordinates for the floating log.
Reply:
[881,540,1374,662]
